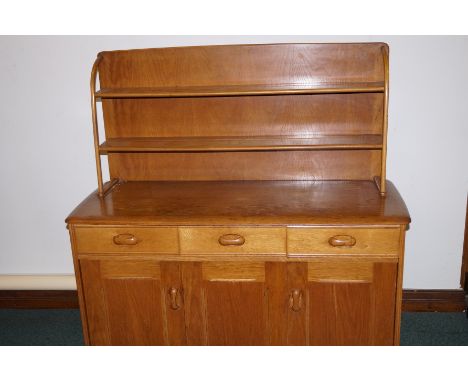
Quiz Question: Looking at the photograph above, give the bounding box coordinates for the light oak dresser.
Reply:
[66,43,410,345]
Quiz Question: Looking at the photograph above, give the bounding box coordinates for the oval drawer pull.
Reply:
[218,233,245,246]
[328,235,356,247]
[113,233,139,245]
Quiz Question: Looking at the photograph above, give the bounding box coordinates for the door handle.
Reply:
[289,289,303,312]
[169,287,181,310]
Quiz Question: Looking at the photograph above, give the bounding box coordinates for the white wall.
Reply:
[0,36,467,289]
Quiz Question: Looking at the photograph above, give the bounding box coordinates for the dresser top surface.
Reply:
[66,180,410,226]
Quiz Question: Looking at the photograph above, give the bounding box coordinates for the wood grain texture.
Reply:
[96,82,384,98]
[79,260,111,345]
[90,55,104,195]
[308,261,397,345]
[402,289,466,312]
[204,281,267,345]
[79,259,174,345]
[68,227,91,344]
[7,288,464,313]
[372,262,398,345]
[265,262,288,345]
[307,259,375,282]
[180,263,206,345]
[333,282,373,345]
[68,43,408,346]
[0,290,79,309]
[288,227,400,256]
[380,45,389,194]
[99,135,383,153]
[66,180,410,226]
[102,94,383,139]
[92,43,386,187]
[393,225,407,344]
[286,263,308,345]
[74,226,178,254]
[108,150,381,181]
[93,43,388,190]
[202,262,266,281]
[179,227,286,255]
[100,259,161,278]
[97,43,386,89]
[160,262,186,345]
[103,276,165,345]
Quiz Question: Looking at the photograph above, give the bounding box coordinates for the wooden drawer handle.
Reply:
[113,233,139,245]
[289,289,303,312]
[328,235,356,247]
[218,234,245,246]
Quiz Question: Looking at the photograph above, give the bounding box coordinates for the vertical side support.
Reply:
[393,224,407,345]
[68,225,91,345]
[380,45,390,196]
[90,55,104,196]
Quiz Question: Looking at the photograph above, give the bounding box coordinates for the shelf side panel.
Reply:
[108,150,381,181]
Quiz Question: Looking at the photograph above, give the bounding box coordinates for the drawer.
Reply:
[74,226,179,254]
[179,227,286,255]
[287,227,400,256]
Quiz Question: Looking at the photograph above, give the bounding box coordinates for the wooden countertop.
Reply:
[66,180,410,226]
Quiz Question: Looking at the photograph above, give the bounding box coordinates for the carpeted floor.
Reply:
[0,309,467,345]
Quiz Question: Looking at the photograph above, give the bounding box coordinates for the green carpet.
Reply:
[401,312,468,346]
[0,310,466,345]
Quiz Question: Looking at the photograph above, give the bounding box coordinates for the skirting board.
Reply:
[0,276,466,311]
[0,290,79,309]
[0,275,77,309]
[402,289,466,312]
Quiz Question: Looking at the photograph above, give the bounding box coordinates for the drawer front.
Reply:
[287,227,400,256]
[179,227,286,255]
[74,226,179,254]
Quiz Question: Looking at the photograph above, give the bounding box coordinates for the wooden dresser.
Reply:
[66,43,410,346]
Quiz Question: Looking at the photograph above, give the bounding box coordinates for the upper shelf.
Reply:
[99,135,383,154]
[95,82,385,99]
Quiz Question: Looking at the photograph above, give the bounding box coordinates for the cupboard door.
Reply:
[80,259,186,345]
[182,261,281,345]
[287,259,398,345]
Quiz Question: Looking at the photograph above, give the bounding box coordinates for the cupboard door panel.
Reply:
[80,260,111,345]
[103,277,165,345]
[306,260,398,345]
[331,282,372,345]
[80,259,186,345]
[371,262,398,345]
[199,261,269,345]
[265,262,288,345]
[180,262,207,345]
[204,281,266,345]
[308,282,337,345]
